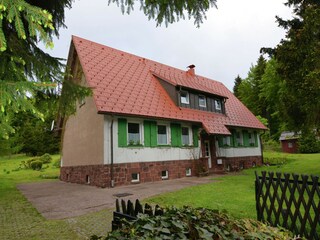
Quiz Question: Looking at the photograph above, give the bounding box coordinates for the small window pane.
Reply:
[157,125,167,145]
[199,95,206,107]
[180,91,189,104]
[182,127,190,145]
[131,173,140,182]
[161,170,168,179]
[128,123,140,144]
[215,99,222,110]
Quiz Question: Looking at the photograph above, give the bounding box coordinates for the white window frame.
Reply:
[198,95,206,108]
[181,126,192,146]
[236,130,243,146]
[161,170,169,179]
[157,123,170,145]
[186,168,192,176]
[180,91,190,104]
[248,132,255,146]
[215,99,222,111]
[223,136,231,146]
[127,121,143,145]
[131,173,140,183]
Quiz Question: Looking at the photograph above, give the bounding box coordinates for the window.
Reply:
[215,99,222,111]
[199,95,206,107]
[180,91,189,104]
[288,142,293,148]
[131,173,140,183]
[248,132,255,146]
[181,127,191,145]
[186,168,192,176]
[128,122,141,145]
[223,136,231,146]
[236,131,243,146]
[161,170,168,179]
[157,125,168,145]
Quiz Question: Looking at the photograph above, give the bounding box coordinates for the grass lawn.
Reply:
[0,154,112,240]
[0,152,319,239]
[146,152,320,219]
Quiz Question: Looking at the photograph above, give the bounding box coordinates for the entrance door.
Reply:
[204,140,212,168]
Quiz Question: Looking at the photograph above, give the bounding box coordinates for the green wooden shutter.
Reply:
[243,130,249,147]
[118,118,127,147]
[144,120,157,147]
[254,131,259,147]
[192,126,199,147]
[150,121,157,147]
[144,121,151,147]
[171,123,182,147]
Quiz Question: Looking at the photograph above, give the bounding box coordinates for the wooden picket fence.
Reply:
[112,199,164,231]
[255,171,320,240]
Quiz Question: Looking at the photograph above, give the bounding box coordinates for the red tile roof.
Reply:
[71,36,267,135]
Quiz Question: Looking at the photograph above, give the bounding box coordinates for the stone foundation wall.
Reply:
[60,156,263,188]
[218,155,262,172]
[60,159,197,188]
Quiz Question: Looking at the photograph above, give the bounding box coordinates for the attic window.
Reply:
[199,95,206,107]
[215,99,222,111]
[180,91,189,104]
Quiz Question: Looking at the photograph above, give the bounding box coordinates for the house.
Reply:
[279,131,300,153]
[60,36,267,188]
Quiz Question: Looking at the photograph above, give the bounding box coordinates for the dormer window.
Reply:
[180,91,189,104]
[215,99,222,111]
[199,95,206,108]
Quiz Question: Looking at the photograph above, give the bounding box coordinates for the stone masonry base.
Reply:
[60,156,262,188]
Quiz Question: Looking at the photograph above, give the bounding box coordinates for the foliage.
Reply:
[232,75,242,98]
[20,153,52,170]
[97,206,294,240]
[263,0,320,133]
[109,0,217,27]
[238,55,267,117]
[39,153,52,163]
[0,133,23,156]
[298,131,320,153]
[52,159,61,168]
[0,0,91,139]
[1,0,216,139]
[262,139,282,152]
[30,160,42,170]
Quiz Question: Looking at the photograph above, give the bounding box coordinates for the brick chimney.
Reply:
[187,64,195,76]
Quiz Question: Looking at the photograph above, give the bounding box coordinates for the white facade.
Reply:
[103,116,201,165]
[215,139,262,158]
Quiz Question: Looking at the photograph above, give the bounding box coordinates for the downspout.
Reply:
[110,117,114,188]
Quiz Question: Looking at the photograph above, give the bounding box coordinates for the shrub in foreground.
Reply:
[30,160,43,170]
[92,206,297,240]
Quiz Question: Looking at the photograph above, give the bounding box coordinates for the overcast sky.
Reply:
[43,0,293,91]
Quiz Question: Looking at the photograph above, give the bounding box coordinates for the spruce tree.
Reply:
[0,0,217,139]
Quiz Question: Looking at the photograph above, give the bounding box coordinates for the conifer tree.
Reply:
[0,0,216,139]
[233,75,242,98]
[264,0,320,132]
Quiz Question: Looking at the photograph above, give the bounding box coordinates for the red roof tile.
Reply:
[71,36,267,135]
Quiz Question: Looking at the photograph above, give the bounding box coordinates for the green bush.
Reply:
[298,133,320,153]
[30,160,43,170]
[39,153,52,164]
[93,206,295,240]
[52,159,61,168]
